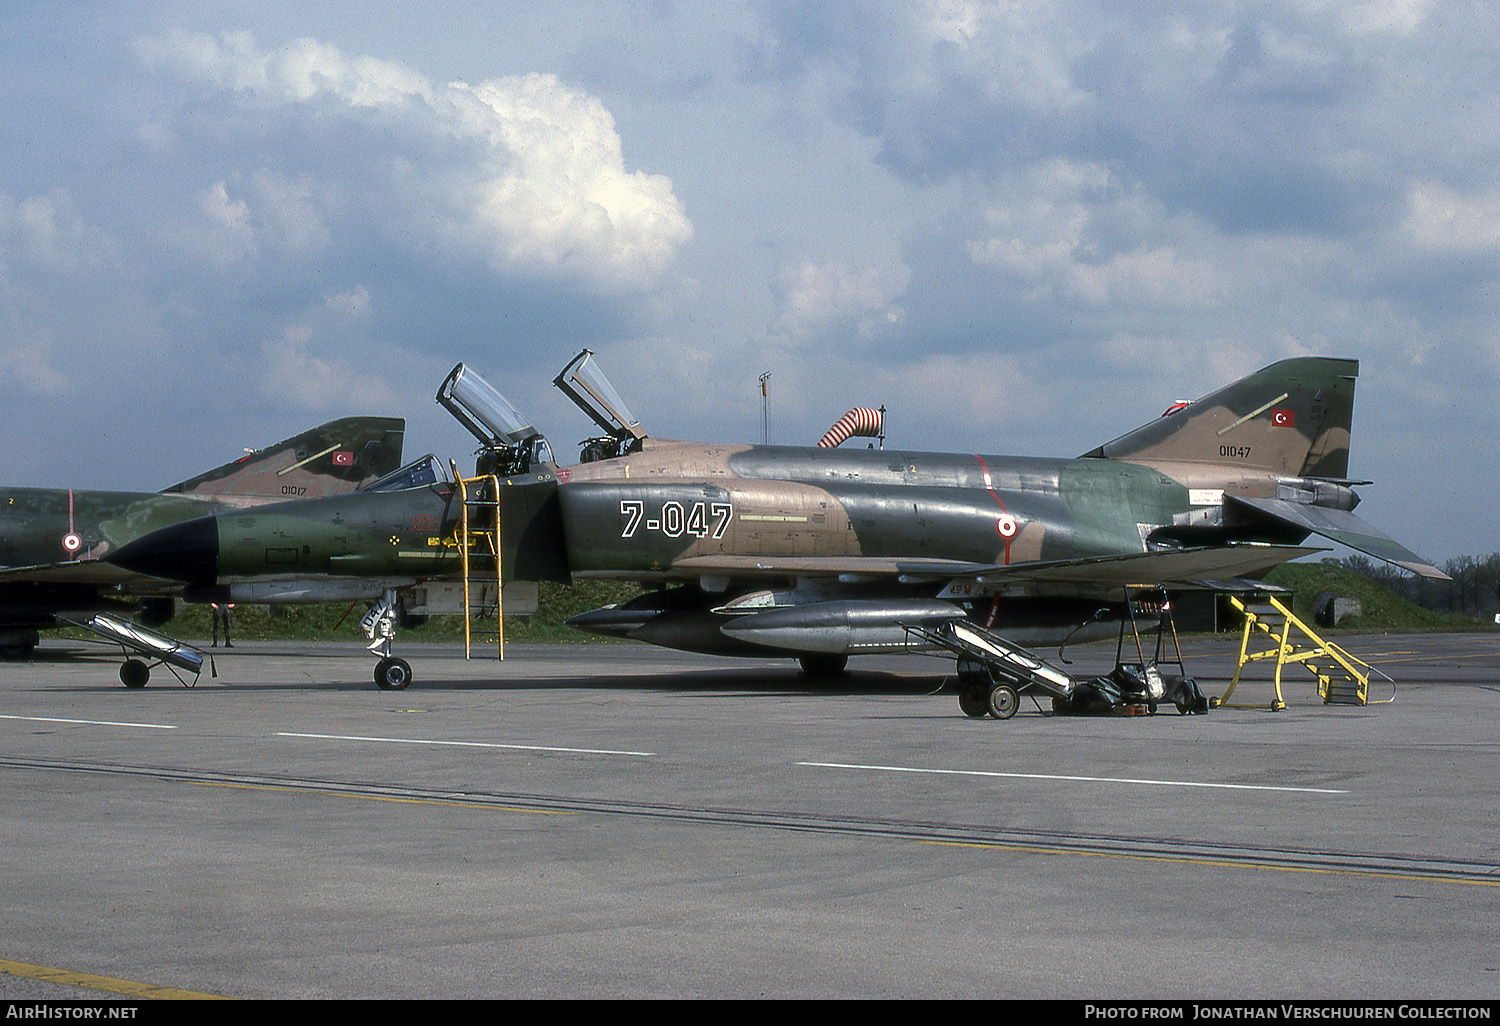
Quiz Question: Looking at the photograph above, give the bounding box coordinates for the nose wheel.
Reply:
[364,588,415,690]
[374,656,412,690]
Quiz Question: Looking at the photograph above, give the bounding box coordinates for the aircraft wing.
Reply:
[0,559,152,588]
[946,542,1323,590]
[671,543,1321,590]
[1226,495,1450,580]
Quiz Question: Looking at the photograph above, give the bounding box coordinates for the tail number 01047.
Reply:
[621,500,732,540]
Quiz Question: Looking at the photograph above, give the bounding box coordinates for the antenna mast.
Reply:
[759,371,772,445]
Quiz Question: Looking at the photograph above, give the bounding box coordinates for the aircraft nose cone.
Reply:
[107,516,221,585]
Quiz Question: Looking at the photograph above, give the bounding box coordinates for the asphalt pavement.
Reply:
[1,630,1497,1000]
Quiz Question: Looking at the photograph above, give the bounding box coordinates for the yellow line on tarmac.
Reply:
[0,957,230,1000]
[192,780,579,814]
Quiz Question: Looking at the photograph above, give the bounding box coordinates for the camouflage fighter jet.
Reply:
[107,355,1445,692]
[0,416,405,659]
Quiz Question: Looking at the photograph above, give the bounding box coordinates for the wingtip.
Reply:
[1395,560,1452,582]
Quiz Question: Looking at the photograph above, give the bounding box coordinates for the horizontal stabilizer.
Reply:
[1227,495,1449,580]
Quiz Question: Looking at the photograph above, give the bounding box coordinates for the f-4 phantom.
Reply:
[108,354,1445,697]
[0,417,405,660]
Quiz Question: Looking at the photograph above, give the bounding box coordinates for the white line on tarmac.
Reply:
[799,761,1348,794]
[277,731,655,757]
[0,713,177,730]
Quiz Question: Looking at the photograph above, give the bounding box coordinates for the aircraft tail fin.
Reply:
[161,417,406,501]
[1090,357,1447,579]
[1081,357,1358,479]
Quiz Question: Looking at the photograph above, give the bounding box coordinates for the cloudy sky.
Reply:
[2,1,1495,564]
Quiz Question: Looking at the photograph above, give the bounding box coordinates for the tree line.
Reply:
[1332,553,1500,621]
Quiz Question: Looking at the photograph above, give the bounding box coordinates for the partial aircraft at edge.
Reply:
[106,353,1447,704]
[0,417,406,660]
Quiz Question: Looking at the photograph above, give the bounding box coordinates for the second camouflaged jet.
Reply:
[0,417,405,659]
[109,355,1445,694]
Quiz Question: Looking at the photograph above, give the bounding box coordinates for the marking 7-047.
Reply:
[620,500,733,540]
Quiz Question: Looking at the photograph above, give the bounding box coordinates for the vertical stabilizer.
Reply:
[1081,358,1357,478]
[162,417,406,501]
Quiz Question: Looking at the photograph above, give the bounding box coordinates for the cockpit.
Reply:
[436,364,554,477]
[433,350,650,476]
[553,348,647,462]
[359,454,450,493]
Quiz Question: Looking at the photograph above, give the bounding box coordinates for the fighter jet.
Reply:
[108,355,1445,694]
[0,416,405,659]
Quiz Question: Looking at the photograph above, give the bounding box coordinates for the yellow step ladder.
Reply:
[1215,594,1393,710]
[454,474,503,660]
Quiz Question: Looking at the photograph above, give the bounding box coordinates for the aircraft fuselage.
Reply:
[0,487,226,568]
[555,440,1201,577]
[100,355,1452,683]
[118,437,1294,613]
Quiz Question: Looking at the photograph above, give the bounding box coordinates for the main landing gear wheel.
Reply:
[120,659,150,689]
[959,682,989,718]
[0,630,39,660]
[986,684,1019,720]
[374,657,412,690]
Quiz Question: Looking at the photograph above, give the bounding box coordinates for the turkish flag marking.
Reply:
[1271,409,1294,428]
[332,451,355,466]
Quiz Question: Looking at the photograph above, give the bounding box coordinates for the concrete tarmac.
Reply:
[1,630,1497,1000]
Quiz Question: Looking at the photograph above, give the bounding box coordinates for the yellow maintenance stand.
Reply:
[1214,593,1394,710]
[454,473,504,660]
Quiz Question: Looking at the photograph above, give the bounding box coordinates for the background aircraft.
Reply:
[106,355,1445,692]
[0,416,405,659]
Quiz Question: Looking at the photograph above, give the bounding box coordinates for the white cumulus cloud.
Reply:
[134,29,692,292]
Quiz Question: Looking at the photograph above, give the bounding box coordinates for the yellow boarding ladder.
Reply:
[454,474,503,660]
[1215,594,1393,710]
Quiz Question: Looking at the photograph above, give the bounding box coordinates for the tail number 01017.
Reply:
[620,500,732,540]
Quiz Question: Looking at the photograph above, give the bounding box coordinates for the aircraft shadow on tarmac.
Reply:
[207,668,952,697]
[404,668,951,696]
[23,641,958,696]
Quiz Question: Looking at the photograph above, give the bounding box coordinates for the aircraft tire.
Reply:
[374,657,412,690]
[120,659,150,689]
[0,638,37,661]
[958,682,989,718]
[0,629,39,660]
[986,684,1019,720]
